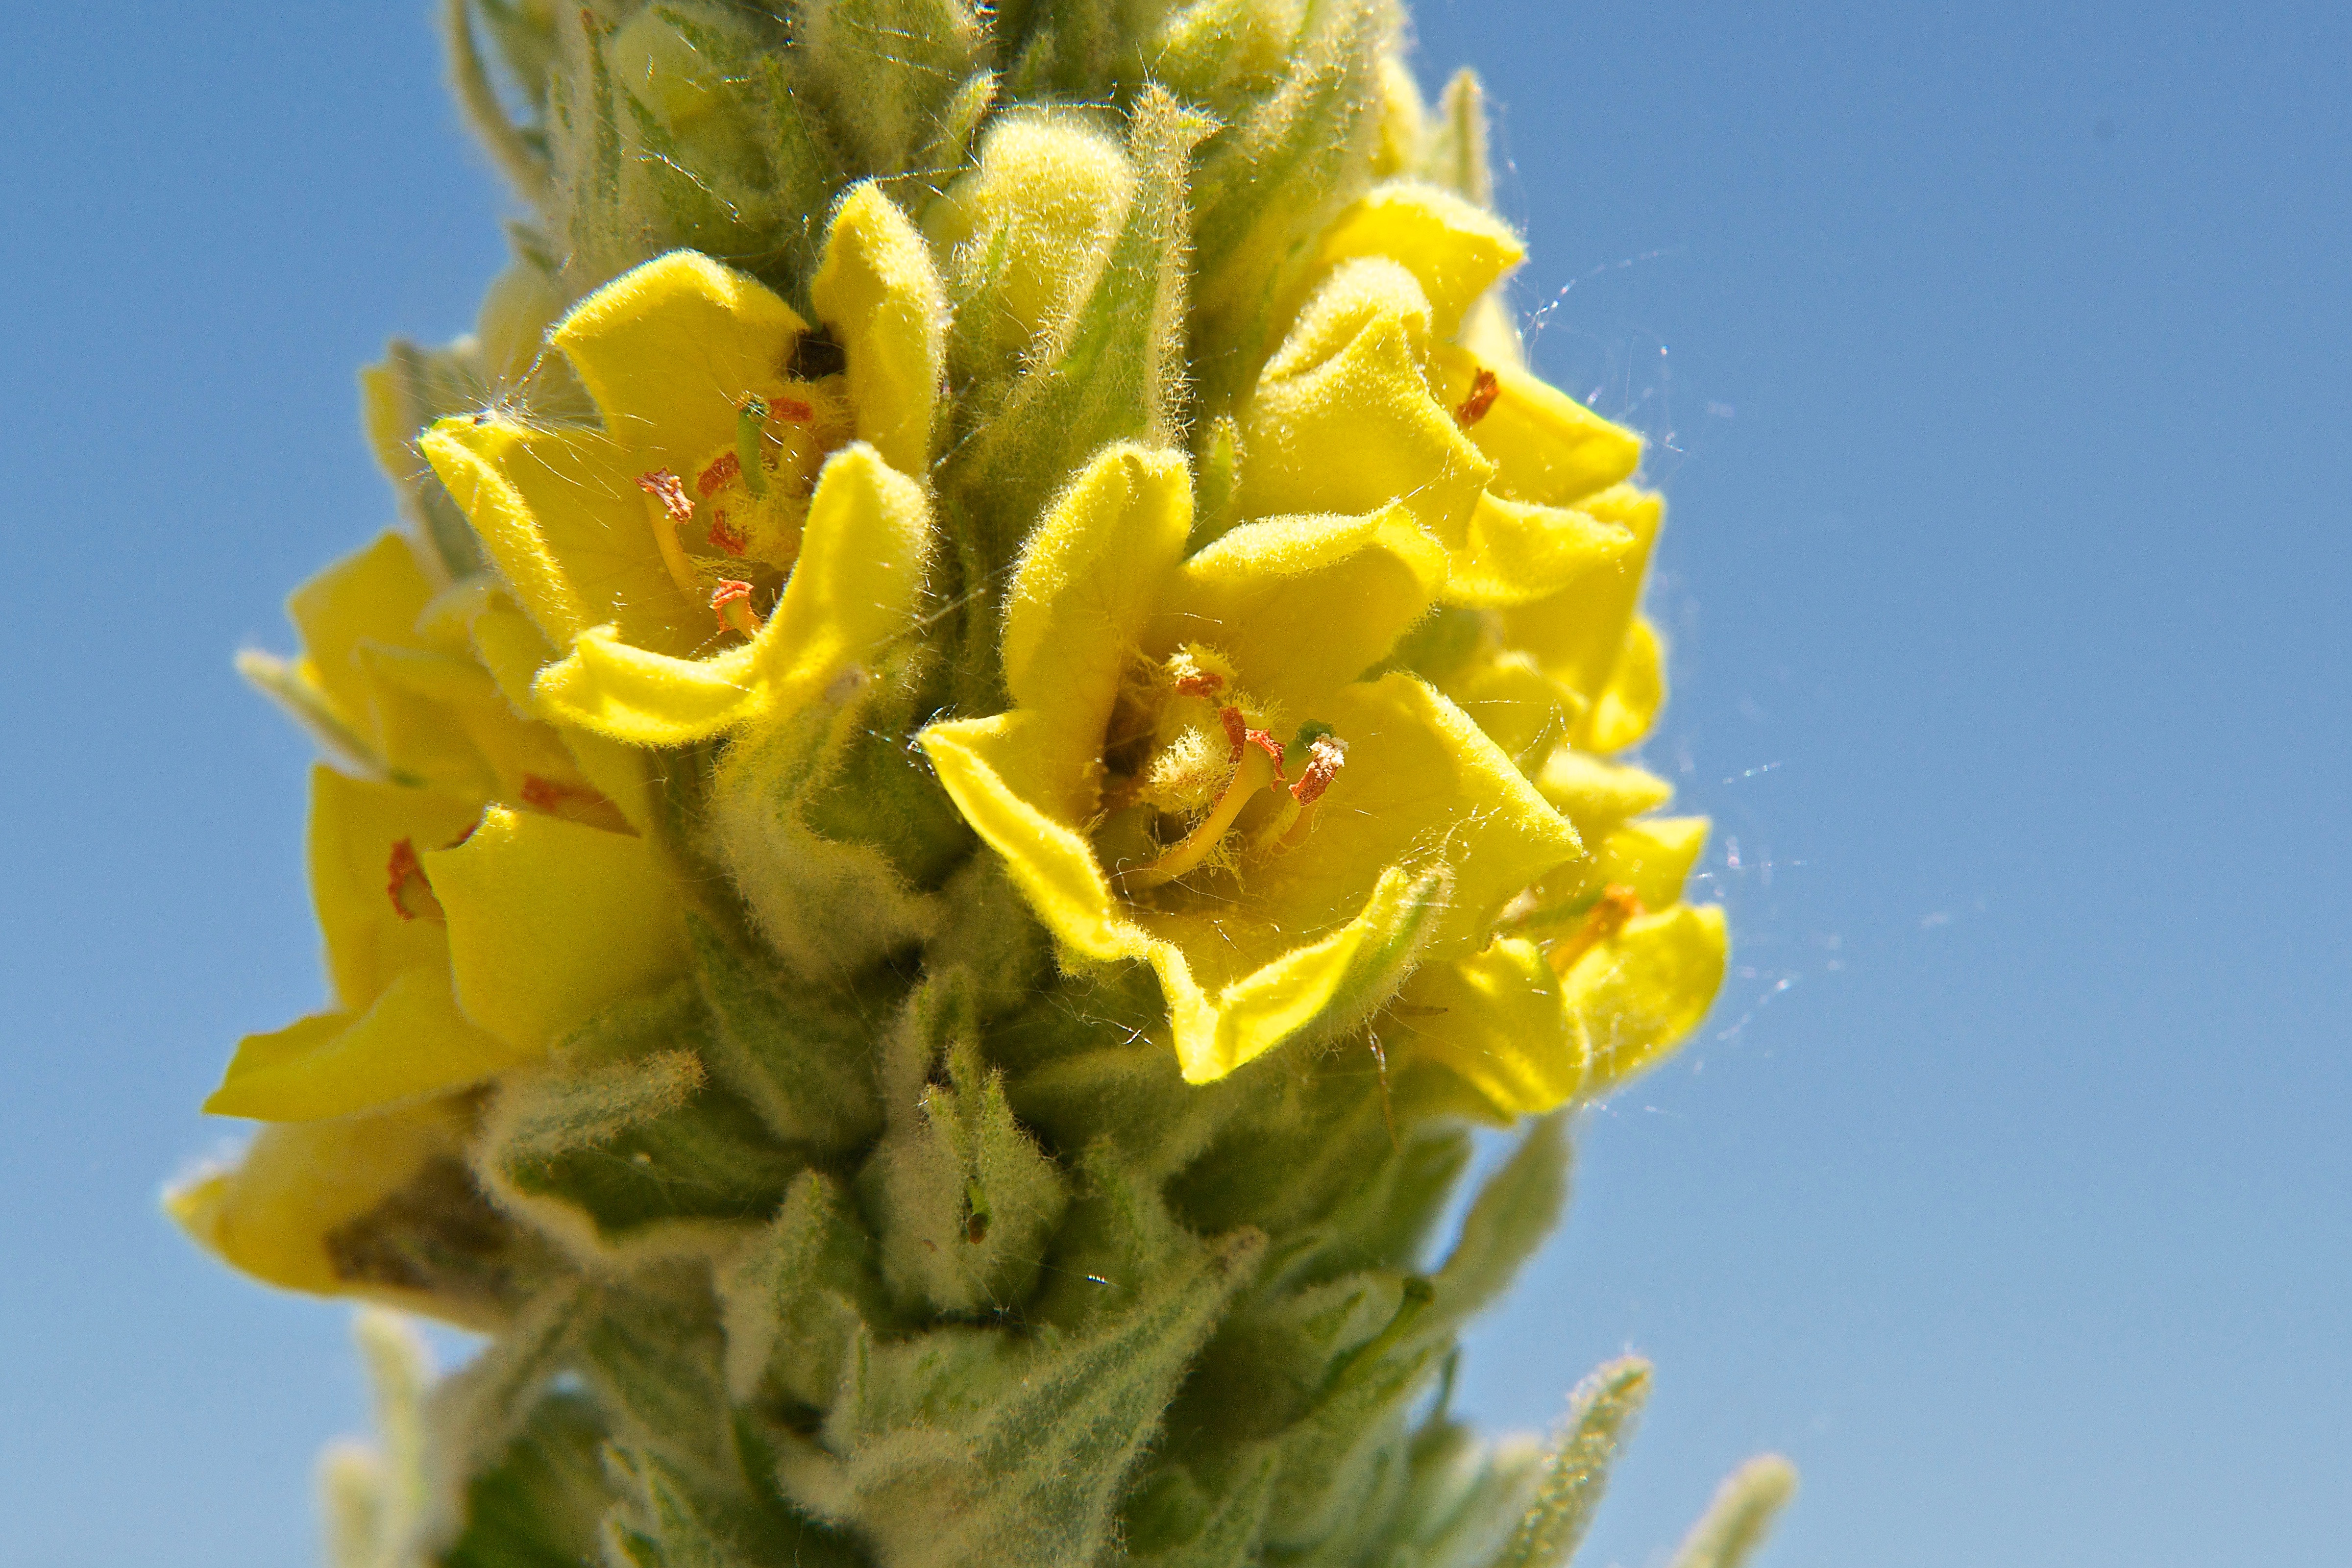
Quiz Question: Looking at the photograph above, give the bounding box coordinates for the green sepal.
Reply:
[1485,1357,1653,1568]
[717,1169,893,1416]
[1380,1415,1545,1568]
[362,338,489,580]
[706,646,967,980]
[922,854,1050,1021]
[1121,1444,1281,1568]
[1418,68,1495,209]
[786,1227,1266,1568]
[1665,1457,1799,1568]
[576,1264,739,1485]
[476,985,808,1250]
[942,86,1214,565]
[436,1391,614,1568]
[601,1438,866,1568]
[690,915,886,1154]
[858,968,1069,1315]
[1191,0,1397,387]
[796,0,988,180]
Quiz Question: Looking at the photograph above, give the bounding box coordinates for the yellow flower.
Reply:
[1393,750,1727,1119]
[919,443,1583,1084]
[1225,182,1646,612]
[208,536,691,1124]
[419,186,945,747]
[203,765,688,1122]
[166,1095,493,1320]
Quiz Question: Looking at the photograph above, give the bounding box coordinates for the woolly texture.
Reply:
[173,4,1793,1566]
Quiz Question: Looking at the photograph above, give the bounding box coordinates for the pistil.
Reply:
[1118,706,1284,893]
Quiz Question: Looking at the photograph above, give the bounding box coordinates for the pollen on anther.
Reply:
[385,838,444,922]
[706,510,747,556]
[1290,735,1348,806]
[637,469,693,525]
[695,451,741,497]
[1175,670,1225,698]
[1219,705,1249,759]
[770,396,814,423]
[1454,367,1500,429]
[711,580,757,628]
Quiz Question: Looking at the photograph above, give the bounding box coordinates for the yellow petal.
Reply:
[1430,341,1642,508]
[1236,260,1493,545]
[550,249,811,466]
[1156,505,1447,719]
[1000,443,1192,737]
[1566,903,1729,1093]
[1436,647,1576,767]
[1577,615,1666,754]
[1439,492,1637,610]
[1315,180,1524,337]
[1497,484,1663,708]
[1393,938,1586,1117]
[168,1097,475,1301]
[1536,749,1675,842]
[530,442,934,745]
[811,183,949,476]
[308,765,481,1009]
[421,414,700,656]
[203,970,527,1121]
[422,807,689,1056]
[285,533,439,739]
[920,711,1130,960]
[1146,863,1446,1083]
[1595,815,1710,912]
[1245,673,1582,950]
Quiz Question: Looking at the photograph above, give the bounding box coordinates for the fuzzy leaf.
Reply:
[438,1391,614,1568]
[689,916,885,1152]
[1666,1457,1798,1568]
[790,1227,1265,1568]
[1486,1358,1653,1568]
[706,647,961,980]
[717,1170,890,1414]
[477,986,808,1252]
[859,969,1069,1314]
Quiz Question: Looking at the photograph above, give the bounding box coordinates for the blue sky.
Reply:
[2,2,2345,1564]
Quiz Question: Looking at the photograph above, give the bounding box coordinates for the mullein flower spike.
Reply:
[174,4,1788,1566]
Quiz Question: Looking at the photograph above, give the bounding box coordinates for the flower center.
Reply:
[635,372,851,638]
[1094,645,1348,897]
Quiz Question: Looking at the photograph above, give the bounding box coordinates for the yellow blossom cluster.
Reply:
[176,161,1722,1306]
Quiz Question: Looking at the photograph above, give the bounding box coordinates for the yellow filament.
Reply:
[1118,746,1277,893]
[644,499,701,600]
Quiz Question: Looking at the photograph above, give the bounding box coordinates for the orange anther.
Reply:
[695,451,741,497]
[1175,670,1225,698]
[706,509,747,556]
[1289,735,1347,807]
[385,838,444,923]
[1220,705,1248,759]
[637,469,693,525]
[769,395,814,423]
[711,579,761,634]
[1454,367,1500,429]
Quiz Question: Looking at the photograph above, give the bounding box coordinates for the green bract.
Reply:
[172,4,1788,1567]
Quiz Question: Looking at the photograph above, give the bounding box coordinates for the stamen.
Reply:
[1547,883,1644,974]
[706,509,747,557]
[386,838,444,923]
[695,450,740,497]
[1454,367,1500,429]
[710,579,762,637]
[1119,705,1282,893]
[735,396,771,497]
[1175,669,1225,699]
[1249,723,1348,857]
[636,469,703,599]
